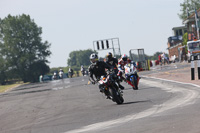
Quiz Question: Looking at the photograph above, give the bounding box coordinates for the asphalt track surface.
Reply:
[1,65,200,133]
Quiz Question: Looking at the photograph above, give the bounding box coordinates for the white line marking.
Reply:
[52,85,70,90]
[64,78,199,133]
[141,76,200,88]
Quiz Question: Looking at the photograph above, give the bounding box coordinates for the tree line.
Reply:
[0,14,51,84]
[0,0,198,84]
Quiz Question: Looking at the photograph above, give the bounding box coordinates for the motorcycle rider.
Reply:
[53,71,58,80]
[88,53,121,97]
[81,65,85,76]
[118,54,139,90]
[68,67,74,78]
[105,52,124,90]
[59,69,64,79]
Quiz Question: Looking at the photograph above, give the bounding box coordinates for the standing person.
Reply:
[162,52,169,65]
[39,75,43,82]
[158,54,162,65]
[118,54,139,90]
[105,52,124,90]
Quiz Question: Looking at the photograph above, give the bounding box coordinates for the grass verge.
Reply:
[0,84,21,93]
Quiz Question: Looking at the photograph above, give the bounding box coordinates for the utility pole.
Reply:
[195,8,199,39]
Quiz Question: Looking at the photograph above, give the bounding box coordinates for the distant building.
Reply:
[167,8,200,62]
[183,8,200,41]
[167,26,187,61]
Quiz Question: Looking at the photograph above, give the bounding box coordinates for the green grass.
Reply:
[0,84,21,93]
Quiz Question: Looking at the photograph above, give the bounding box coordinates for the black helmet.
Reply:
[106,52,113,60]
[122,54,128,61]
[90,53,98,65]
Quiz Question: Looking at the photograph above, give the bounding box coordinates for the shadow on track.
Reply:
[122,100,151,105]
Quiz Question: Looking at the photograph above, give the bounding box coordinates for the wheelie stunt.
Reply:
[118,54,140,90]
[88,53,124,104]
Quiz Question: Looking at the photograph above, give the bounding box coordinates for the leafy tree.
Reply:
[183,32,188,53]
[178,0,200,20]
[0,56,6,85]
[0,14,51,82]
[67,49,97,67]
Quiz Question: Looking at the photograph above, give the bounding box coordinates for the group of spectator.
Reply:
[158,52,169,65]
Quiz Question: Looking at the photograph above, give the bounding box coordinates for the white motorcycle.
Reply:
[59,71,64,79]
[124,63,140,90]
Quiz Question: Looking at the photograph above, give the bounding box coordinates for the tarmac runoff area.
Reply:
[140,62,200,87]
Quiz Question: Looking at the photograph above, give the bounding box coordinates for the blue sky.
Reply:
[0,0,184,68]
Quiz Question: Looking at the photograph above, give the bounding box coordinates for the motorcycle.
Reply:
[59,71,64,79]
[97,71,124,104]
[81,68,85,76]
[52,72,59,80]
[124,63,140,90]
[68,71,73,78]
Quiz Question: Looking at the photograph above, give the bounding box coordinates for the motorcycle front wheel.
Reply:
[131,76,138,90]
[110,87,124,104]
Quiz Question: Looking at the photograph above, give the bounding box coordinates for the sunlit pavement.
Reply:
[139,61,200,86]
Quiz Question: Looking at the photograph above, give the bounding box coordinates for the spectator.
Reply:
[162,52,169,65]
[158,54,162,65]
[39,75,43,82]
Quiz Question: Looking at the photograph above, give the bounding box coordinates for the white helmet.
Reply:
[90,53,98,65]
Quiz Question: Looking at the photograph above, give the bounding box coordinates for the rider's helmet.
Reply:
[60,69,62,71]
[81,65,83,68]
[106,52,113,60]
[122,54,128,61]
[90,53,98,65]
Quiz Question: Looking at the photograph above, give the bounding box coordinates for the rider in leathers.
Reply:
[105,52,124,90]
[81,65,85,76]
[88,53,121,97]
[88,53,111,85]
[118,54,139,90]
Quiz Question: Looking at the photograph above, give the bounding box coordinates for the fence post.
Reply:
[191,55,195,80]
[197,54,200,80]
